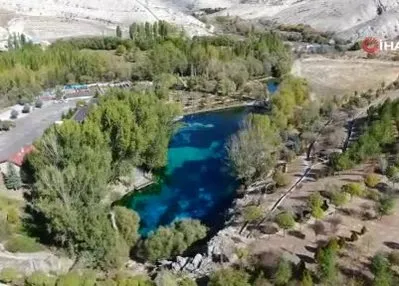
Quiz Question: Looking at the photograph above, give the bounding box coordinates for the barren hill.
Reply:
[0,0,399,42]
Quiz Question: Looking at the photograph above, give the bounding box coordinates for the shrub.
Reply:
[366,189,381,201]
[242,205,263,222]
[316,244,338,283]
[10,109,19,119]
[377,196,395,218]
[180,277,197,286]
[4,163,22,190]
[371,253,392,286]
[388,251,399,266]
[115,45,127,56]
[22,104,31,113]
[56,272,81,286]
[113,206,140,246]
[309,192,325,219]
[0,267,20,283]
[274,258,292,286]
[275,212,295,235]
[18,97,30,105]
[342,182,365,197]
[4,235,44,253]
[330,191,349,207]
[386,166,399,179]
[143,219,207,261]
[25,271,56,286]
[0,120,15,131]
[6,207,20,226]
[208,268,250,286]
[113,274,152,286]
[35,100,43,108]
[300,269,313,286]
[365,173,380,188]
[327,237,340,252]
[273,170,290,187]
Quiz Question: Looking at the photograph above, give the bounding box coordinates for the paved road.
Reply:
[0,100,77,161]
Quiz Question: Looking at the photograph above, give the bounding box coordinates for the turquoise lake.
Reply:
[127,108,249,235]
[127,81,278,235]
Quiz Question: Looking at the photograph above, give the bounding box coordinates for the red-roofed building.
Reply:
[0,145,35,175]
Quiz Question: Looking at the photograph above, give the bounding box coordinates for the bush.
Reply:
[4,235,44,253]
[366,188,381,201]
[342,182,365,197]
[274,258,292,286]
[242,205,263,222]
[0,120,15,131]
[18,97,30,105]
[25,271,56,286]
[388,251,399,266]
[56,272,81,286]
[113,206,140,246]
[273,170,290,187]
[10,109,19,119]
[143,219,207,261]
[371,253,392,286]
[275,212,295,235]
[0,267,20,283]
[330,191,349,207]
[22,103,31,113]
[377,196,395,218]
[309,192,325,219]
[209,268,250,286]
[4,163,22,190]
[6,207,20,225]
[115,45,127,56]
[365,173,380,188]
[35,100,43,108]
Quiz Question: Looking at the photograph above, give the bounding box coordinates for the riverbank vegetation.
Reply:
[227,75,312,186]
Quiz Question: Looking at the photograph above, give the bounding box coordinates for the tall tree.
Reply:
[227,114,281,185]
[116,25,122,38]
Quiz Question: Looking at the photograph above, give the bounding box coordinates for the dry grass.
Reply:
[292,55,399,99]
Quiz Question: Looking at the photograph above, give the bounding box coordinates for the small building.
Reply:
[0,145,35,175]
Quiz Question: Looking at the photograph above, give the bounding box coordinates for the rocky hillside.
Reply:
[0,0,399,42]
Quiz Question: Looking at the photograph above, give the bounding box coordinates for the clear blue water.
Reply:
[127,108,249,236]
[267,80,279,94]
[127,83,278,236]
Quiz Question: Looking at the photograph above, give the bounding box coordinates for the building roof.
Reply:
[1,145,35,167]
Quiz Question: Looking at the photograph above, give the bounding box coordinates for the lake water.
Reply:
[127,108,249,235]
[127,81,278,236]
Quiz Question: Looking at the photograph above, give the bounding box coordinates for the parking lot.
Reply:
[0,100,77,161]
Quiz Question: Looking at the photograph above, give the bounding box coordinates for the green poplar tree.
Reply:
[116,25,122,38]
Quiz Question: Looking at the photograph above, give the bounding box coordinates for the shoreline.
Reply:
[182,100,262,116]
